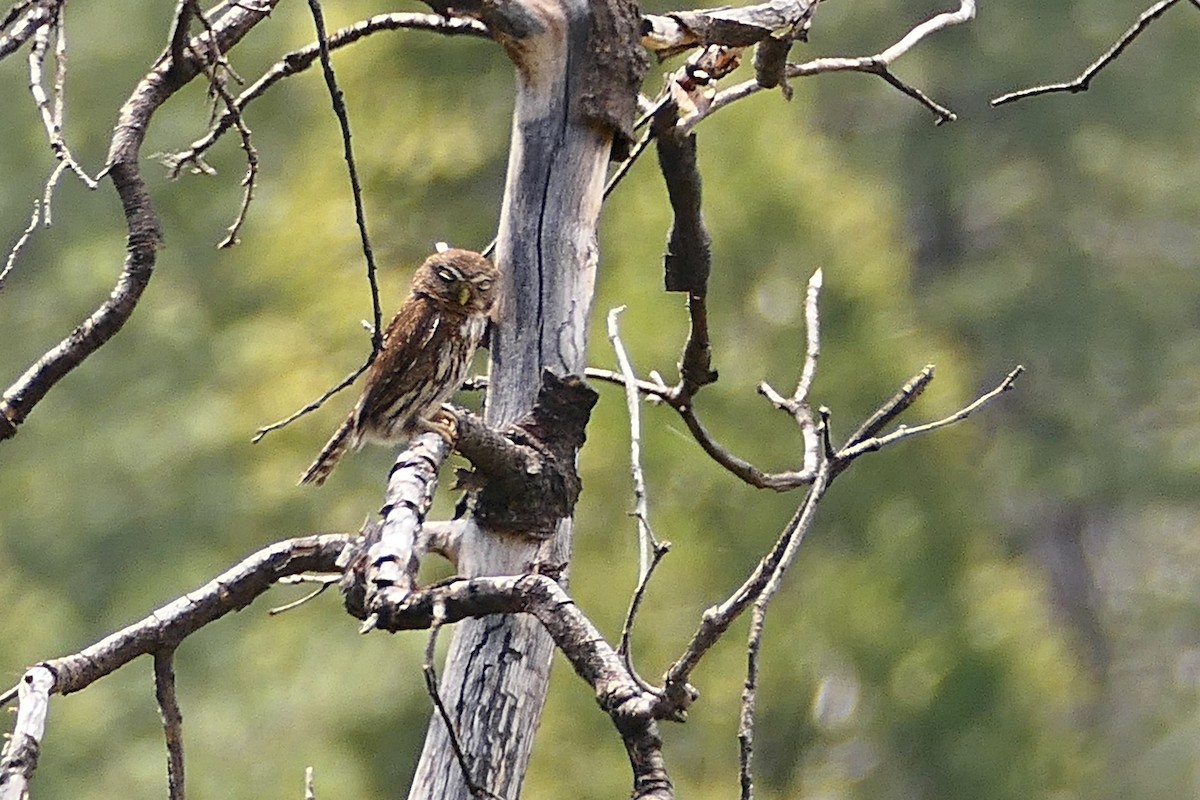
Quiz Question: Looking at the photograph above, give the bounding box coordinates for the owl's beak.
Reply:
[457,285,471,306]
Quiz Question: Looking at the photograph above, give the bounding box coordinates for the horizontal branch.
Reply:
[641,0,815,57]
[0,535,347,706]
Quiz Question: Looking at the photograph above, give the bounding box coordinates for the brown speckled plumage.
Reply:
[300,249,498,486]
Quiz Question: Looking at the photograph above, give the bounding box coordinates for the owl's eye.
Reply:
[435,267,457,283]
[475,279,493,292]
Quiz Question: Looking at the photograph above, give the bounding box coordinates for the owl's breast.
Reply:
[461,315,488,344]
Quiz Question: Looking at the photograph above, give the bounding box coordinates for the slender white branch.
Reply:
[794,268,822,403]
[607,305,656,582]
[877,0,976,63]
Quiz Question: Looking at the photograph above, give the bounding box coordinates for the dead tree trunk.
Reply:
[408,0,640,795]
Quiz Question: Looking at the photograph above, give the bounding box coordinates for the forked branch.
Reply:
[673,0,976,133]
[1,0,281,441]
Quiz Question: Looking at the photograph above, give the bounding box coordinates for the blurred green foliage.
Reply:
[2,0,1198,798]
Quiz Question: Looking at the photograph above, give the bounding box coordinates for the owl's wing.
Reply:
[353,295,443,427]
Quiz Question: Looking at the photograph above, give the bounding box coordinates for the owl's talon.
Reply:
[421,407,459,446]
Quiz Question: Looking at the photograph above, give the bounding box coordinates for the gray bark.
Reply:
[406,0,612,795]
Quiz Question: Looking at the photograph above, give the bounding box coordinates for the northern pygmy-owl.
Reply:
[299,248,498,486]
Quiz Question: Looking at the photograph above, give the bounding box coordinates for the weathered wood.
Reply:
[406,0,637,794]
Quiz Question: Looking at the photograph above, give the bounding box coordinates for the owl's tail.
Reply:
[299,414,357,486]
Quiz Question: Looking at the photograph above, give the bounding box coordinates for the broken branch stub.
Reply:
[641,0,816,58]
[456,370,598,539]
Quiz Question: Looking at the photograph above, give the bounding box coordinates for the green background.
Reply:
[2,1,1198,797]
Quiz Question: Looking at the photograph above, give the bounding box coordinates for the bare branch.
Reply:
[662,457,831,708]
[166,0,195,78]
[352,572,673,795]
[252,351,375,442]
[992,0,1194,105]
[587,270,824,492]
[618,540,671,694]
[1,0,39,35]
[305,0,383,351]
[837,365,1024,462]
[170,13,488,188]
[26,8,96,190]
[365,432,452,617]
[0,665,53,799]
[738,600,764,800]
[153,649,186,800]
[677,0,975,134]
[662,361,1023,711]
[603,124,654,199]
[1,535,347,701]
[184,1,259,249]
[0,0,50,61]
[1,0,281,441]
[841,364,934,452]
[758,267,822,477]
[0,199,40,293]
[267,579,335,615]
[607,306,658,580]
[640,0,816,58]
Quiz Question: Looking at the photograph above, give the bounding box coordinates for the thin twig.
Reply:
[993,0,1191,106]
[794,268,821,402]
[153,649,186,800]
[838,365,1024,461]
[841,365,934,452]
[306,0,382,351]
[604,126,655,199]
[185,0,259,249]
[607,306,657,580]
[268,580,335,615]
[169,13,488,169]
[421,599,501,800]
[251,352,374,442]
[738,600,765,800]
[757,268,823,477]
[0,1,50,65]
[618,541,671,693]
[304,766,316,800]
[26,10,97,190]
[0,199,40,292]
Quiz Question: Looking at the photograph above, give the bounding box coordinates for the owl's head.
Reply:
[413,248,498,315]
